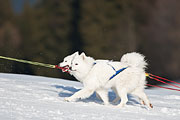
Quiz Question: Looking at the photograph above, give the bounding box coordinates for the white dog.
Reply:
[59,52,108,74]
[61,52,152,108]
[59,52,79,74]
[59,52,108,102]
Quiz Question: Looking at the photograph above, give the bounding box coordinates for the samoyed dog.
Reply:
[59,52,109,102]
[62,52,152,108]
[59,52,108,74]
[59,52,79,74]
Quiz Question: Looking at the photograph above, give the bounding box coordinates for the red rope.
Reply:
[149,73,180,85]
[148,75,180,89]
[146,73,180,91]
[146,84,180,92]
[55,65,69,73]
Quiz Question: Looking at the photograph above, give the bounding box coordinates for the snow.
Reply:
[0,73,180,120]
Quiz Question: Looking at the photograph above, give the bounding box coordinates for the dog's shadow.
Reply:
[53,85,80,98]
[52,84,141,106]
[52,84,103,103]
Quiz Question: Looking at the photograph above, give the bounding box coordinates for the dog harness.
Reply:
[108,64,128,80]
[93,62,128,80]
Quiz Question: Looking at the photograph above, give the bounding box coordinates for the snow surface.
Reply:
[0,73,179,120]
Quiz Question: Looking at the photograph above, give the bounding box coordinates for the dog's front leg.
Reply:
[112,87,120,103]
[96,89,109,105]
[65,88,94,102]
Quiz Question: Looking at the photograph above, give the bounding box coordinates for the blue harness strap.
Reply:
[93,62,128,80]
[109,66,128,80]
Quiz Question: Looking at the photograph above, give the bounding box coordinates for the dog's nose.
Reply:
[69,67,72,70]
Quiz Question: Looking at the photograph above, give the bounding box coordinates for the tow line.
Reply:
[0,55,68,72]
[146,73,180,92]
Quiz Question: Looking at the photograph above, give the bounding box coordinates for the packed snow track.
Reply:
[0,73,179,120]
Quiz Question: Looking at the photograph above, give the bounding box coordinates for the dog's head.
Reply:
[70,52,95,78]
[70,52,87,72]
[59,52,79,72]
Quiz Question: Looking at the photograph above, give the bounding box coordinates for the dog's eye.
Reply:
[65,60,67,62]
[75,63,78,65]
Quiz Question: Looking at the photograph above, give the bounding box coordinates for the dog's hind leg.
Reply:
[95,92,102,101]
[96,89,109,105]
[65,88,94,102]
[116,88,128,108]
[131,89,153,108]
[139,98,145,105]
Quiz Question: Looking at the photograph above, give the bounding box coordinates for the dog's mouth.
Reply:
[70,69,77,72]
[68,67,77,72]
[59,65,77,73]
[61,65,70,72]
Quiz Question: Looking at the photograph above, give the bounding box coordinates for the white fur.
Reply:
[59,52,108,75]
[121,52,147,69]
[106,53,151,107]
[59,52,79,73]
[60,52,152,108]
[59,52,109,101]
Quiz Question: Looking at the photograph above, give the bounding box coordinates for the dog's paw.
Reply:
[64,97,71,102]
[103,102,110,106]
[116,103,126,108]
[149,103,153,108]
[112,98,120,104]
[64,97,75,102]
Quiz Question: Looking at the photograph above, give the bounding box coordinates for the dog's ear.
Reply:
[71,51,79,58]
[80,52,86,60]
[74,51,79,56]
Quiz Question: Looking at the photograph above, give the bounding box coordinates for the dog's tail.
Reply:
[120,52,147,69]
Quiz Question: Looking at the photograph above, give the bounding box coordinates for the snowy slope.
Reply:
[0,73,179,120]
